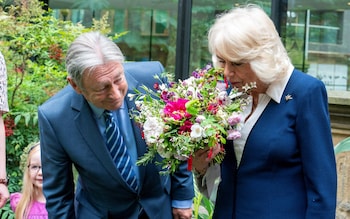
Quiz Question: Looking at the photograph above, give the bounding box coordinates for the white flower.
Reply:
[217,91,231,105]
[250,81,257,89]
[135,100,143,109]
[216,109,229,126]
[186,86,198,98]
[183,77,196,86]
[159,83,167,90]
[216,81,227,92]
[143,117,164,144]
[127,93,136,101]
[242,83,251,92]
[190,123,204,140]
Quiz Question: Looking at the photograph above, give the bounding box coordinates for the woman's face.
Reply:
[216,55,266,93]
[28,148,43,189]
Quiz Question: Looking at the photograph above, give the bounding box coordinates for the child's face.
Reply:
[28,149,43,188]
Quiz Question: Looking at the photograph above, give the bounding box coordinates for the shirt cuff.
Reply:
[172,199,193,208]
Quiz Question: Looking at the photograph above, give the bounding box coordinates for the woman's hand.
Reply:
[193,144,222,175]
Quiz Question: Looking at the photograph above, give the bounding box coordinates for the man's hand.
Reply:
[172,207,192,219]
[0,184,9,208]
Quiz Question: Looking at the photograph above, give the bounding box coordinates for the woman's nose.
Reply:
[224,64,235,78]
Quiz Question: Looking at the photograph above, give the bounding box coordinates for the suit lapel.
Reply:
[125,66,148,158]
[124,68,149,184]
[70,92,122,182]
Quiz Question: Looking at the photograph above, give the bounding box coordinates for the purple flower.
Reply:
[168,81,176,88]
[204,63,212,71]
[192,70,201,78]
[197,92,203,100]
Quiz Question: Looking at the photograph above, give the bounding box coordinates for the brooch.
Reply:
[285,94,293,101]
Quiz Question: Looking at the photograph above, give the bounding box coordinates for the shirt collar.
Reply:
[265,64,294,104]
[88,101,126,119]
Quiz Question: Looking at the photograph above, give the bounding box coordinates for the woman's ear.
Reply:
[67,77,83,94]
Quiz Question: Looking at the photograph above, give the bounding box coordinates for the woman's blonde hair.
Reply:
[208,4,291,84]
[15,141,41,219]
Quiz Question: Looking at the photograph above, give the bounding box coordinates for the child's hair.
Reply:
[15,141,41,219]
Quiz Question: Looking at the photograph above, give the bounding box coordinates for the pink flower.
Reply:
[227,129,241,140]
[228,112,242,126]
[163,98,191,121]
[160,90,169,101]
[179,120,193,133]
[153,82,161,90]
[207,103,218,114]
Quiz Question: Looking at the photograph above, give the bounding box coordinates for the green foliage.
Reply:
[0,204,14,219]
[192,179,214,219]
[0,0,118,217]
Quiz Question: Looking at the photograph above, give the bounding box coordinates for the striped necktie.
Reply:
[104,110,138,191]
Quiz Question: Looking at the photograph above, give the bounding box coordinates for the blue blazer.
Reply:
[38,61,194,219]
[213,69,337,219]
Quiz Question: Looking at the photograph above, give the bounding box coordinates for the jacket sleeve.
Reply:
[38,107,76,219]
[170,161,195,206]
[296,79,337,219]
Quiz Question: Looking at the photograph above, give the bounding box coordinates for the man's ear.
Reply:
[67,77,83,94]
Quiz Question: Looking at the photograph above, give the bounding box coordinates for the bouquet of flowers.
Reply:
[128,64,254,174]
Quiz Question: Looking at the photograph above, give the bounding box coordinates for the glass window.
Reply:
[190,0,272,74]
[49,0,350,92]
[285,1,350,91]
[50,1,179,74]
[309,11,343,44]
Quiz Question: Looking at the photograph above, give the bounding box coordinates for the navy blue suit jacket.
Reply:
[213,69,337,219]
[38,61,194,219]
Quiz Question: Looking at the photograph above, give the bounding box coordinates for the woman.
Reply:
[193,4,337,219]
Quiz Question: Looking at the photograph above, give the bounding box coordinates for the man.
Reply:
[38,31,194,219]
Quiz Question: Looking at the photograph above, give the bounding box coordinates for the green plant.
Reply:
[192,180,214,219]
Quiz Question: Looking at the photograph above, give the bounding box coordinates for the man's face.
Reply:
[70,61,128,111]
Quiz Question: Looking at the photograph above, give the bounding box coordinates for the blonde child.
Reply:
[10,142,48,219]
